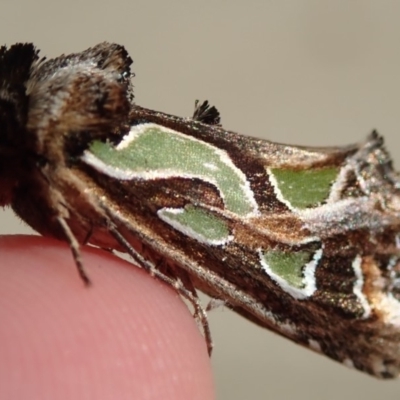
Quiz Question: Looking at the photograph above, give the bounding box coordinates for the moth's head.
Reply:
[0,43,38,206]
[0,42,135,206]
[26,42,135,156]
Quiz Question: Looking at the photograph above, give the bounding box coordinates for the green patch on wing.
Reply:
[158,205,230,245]
[89,125,256,216]
[270,167,339,209]
[261,250,312,288]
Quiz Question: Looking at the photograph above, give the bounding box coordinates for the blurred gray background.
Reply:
[1,1,400,399]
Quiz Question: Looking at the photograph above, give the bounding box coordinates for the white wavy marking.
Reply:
[351,255,371,319]
[259,248,323,300]
[83,123,259,217]
[157,207,233,246]
[266,167,296,211]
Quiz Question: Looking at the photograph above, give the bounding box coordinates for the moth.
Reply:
[1,42,400,379]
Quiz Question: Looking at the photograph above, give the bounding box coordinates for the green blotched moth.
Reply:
[1,42,400,378]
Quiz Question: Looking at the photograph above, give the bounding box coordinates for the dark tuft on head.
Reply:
[0,43,39,87]
[0,43,39,148]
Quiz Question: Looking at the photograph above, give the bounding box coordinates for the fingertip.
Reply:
[0,235,215,400]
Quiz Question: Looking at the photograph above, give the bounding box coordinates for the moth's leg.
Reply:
[192,100,221,125]
[107,223,213,355]
[180,287,213,355]
[56,216,91,286]
[166,263,213,351]
[82,223,94,246]
[171,270,213,356]
[82,223,115,254]
[206,298,226,312]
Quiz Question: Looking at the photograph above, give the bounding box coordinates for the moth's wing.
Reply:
[81,107,400,378]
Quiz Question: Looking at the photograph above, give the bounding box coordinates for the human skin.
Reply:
[0,235,215,399]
